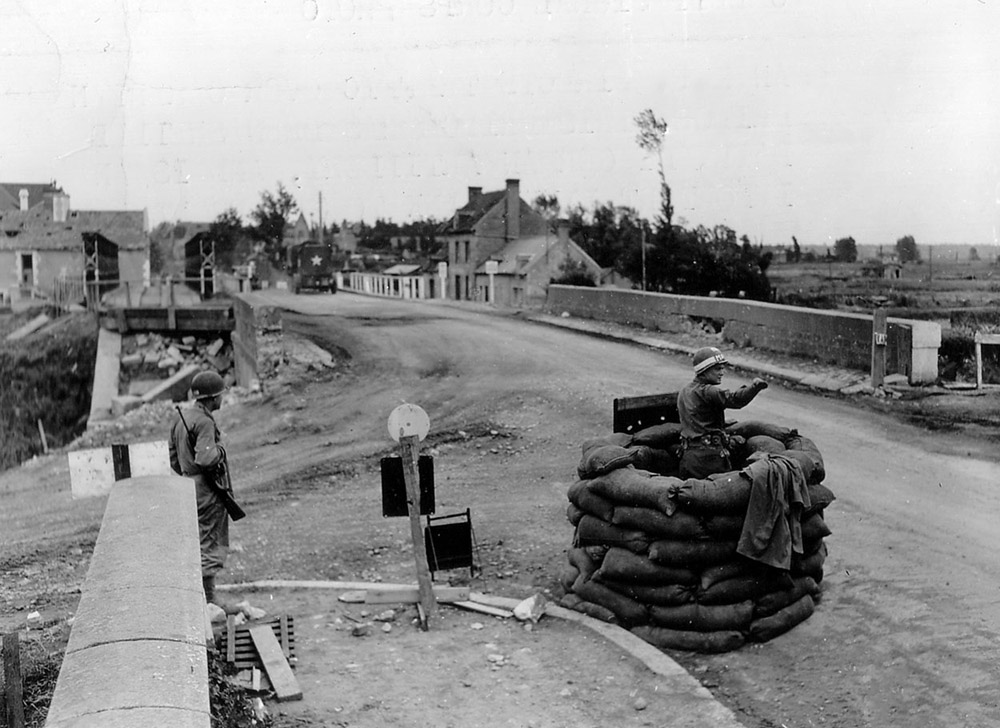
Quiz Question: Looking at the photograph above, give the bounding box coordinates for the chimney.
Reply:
[52,192,70,223]
[557,218,570,246]
[19,189,29,211]
[505,178,520,240]
[468,186,482,203]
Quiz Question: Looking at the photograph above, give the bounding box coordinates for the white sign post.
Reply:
[437,262,447,300]
[484,260,498,305]
[387,403,436,629]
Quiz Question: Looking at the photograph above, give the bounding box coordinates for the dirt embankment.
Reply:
[0,311,98,471]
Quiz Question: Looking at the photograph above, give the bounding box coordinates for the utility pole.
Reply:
[318,192,324,248]
[641,226,647,292]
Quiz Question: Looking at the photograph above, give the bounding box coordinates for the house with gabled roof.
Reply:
[474,220,604,308]
[438,179,550,301]
[0,183,148,305]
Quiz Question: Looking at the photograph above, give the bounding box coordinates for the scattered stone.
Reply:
[513,594,547,623]
[470,622,485,630]
[351,623,372,637]
[374,609,397,622]
[634,697,648,711]
[381,623,392,633]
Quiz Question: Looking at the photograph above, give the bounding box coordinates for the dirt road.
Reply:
[4,290,1000,727]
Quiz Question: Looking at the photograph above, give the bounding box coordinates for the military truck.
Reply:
[288,242,337,294]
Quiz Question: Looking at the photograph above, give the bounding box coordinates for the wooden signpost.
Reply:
[387,403,437,630]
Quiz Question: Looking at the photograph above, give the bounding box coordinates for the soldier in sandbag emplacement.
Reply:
[677,347,768,479]
[168,369,241,612]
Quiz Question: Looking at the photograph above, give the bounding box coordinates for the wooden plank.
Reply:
[4,632,25,728]
[364,585,470,605]
[399,435,436,628]
[279,616,291,659]
[249,625,302,702]
[226,615,237,664]
[449,601,514,619]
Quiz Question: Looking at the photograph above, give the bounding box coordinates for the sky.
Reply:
[3,0,999,248]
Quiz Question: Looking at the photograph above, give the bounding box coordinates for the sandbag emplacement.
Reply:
[562,416,834,653]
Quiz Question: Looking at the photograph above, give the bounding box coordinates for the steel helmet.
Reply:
[191,370,226,400]
[692,347,728,374]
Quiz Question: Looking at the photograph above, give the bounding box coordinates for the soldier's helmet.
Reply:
[692,347,728,374]
[191,371,226,400]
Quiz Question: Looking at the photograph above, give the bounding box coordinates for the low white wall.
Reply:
[45,475,210,728]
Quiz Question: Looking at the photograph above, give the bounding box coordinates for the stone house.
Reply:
[438,179,550,301]
[0,183,148,305]
[474,221,604,308]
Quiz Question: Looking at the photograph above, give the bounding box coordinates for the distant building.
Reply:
[334,220,360,254]
[474,219,604,308]
[283,213,312,249]
[0,183,148,304]
[438,178,551,301]
[149,220,211,276]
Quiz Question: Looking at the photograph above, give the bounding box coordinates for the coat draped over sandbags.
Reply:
[560,420,834,653]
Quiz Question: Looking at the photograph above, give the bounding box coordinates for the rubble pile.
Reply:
[119,332,235,396]
[560,420,835,653]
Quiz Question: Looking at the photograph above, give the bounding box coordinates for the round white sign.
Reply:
[387,403,430,442]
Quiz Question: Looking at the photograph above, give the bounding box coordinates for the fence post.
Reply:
[871,305,888,388]
[3,632,24,728]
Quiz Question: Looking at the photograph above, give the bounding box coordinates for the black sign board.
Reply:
[380,455,435,517]
[424,509,475,576]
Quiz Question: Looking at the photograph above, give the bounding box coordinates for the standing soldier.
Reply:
[677,347,769,479]
[169,370,241,608]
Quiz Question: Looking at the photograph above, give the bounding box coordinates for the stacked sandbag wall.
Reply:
[559,421,835,653]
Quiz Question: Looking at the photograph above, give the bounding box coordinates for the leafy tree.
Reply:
[634,109,673,230]
[790,236,801,263]
[249,182,298,265]
[969,246,980,262]
[834,237,858,263]
[209,207,251,270]
[896,235,920,263]
[532,194,560,224]
[551,256,596,287]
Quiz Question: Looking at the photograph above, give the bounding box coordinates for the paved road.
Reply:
[246,289,1000,727]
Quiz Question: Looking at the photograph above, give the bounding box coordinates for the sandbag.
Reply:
[611,506,711,541]
[753,576,819,619]
[578,445,650,480]
[671,472,752,514]
[701,514,746,540]
[649,599,754,633]
[791,541,827,582]
[593,546,699,586]
[699,558,773,592]
[573,578,649,627]
[648,539,738,569]
[596,579,695,607]
[566,502,585,526]
[631,422,683,449]
[698,570,794,606]
[745,435,786,454]
[800,512,832,542]
[785,435,826,484]
[748,594,815,642]
[586,467,679,515]
[559,593,618,624]
[581,433,634,452]
[636,447,680,477]
[582,544,609,565]
[575,515,649,554]
[804,483,836,517]
[726,420,796,442]
[559,564,580,591]
[567,480,615,523]
[566,547,599,583]
[631,624,746,654]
